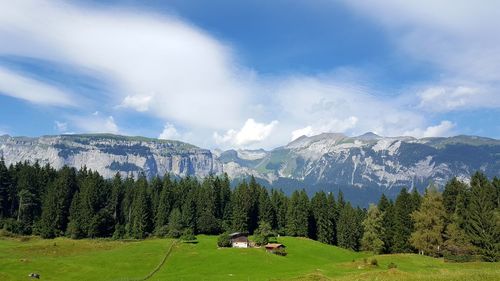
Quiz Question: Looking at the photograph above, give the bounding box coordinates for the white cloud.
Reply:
[291,116,358,141]
[404,120,456,138]
[70,114,119,134]
[119,94,153,112]
[0,1,490,148]
[0,0,250,131]
[274,77,425,139]
[159,123,181,140]
[291,126,313,141]
[214,118,278,148]
[341,0,500,110]
[417,84,500,112]
[0,67,75,107]
[54,121,68,132]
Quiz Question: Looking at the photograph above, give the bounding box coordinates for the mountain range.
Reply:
[1,133,499,205]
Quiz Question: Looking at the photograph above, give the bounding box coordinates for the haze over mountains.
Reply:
[1,132,499,205]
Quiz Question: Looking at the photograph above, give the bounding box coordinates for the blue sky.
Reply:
[0,0,499,149]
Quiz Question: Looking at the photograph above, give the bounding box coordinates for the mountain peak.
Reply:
[356,132,382,141]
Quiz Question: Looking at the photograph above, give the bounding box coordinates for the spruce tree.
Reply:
[130,176,152,239]
[392,188,415,253]
[155,174,173,232]
[286,190,310,237]
[361,204,384,254]
[442,178,468,216]
[271,189,288,234]
[337,203,360,250]
[466,172,499,261]
[258,188,274,226]
[0,157,13,219]
[326,192,337,245]
[378,194,395,253]
[231,181,250,233]
[311,191,334,244]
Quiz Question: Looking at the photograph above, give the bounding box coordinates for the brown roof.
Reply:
[265,243,285,249]
[231,236,249,243]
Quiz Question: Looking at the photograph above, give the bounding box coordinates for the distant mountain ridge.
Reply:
[1,132,499,203]
[219,133,500,196]
[0,133,221,179]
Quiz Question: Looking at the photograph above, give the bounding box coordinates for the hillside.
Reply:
[1,235,498,281]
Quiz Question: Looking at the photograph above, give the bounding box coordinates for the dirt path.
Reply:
[118,239,179,281]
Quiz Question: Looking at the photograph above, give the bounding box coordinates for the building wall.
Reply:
[232,242,248,248]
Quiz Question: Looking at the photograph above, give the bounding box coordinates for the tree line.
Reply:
[0,159,498,261]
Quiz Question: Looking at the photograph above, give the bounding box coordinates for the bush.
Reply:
[388,262,397,269]
[0,228,15,237]
[273,248,288,256]
[370,258,378,266]
[180,228,196,242]
[443,254,475,263]
[217,233,231,247]
[154,226,169,238]
[112,224,125,240]
[2,218,21,234]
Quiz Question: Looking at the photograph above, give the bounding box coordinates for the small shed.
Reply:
[229,232,249,248]
[265,243,285,252]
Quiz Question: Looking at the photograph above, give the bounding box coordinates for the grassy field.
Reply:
[0,235,498,281]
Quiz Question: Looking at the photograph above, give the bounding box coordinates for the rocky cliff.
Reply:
[0,134,222,179]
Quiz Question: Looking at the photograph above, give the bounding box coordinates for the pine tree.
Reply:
[442,178,468,217]
[167,208,184,238]
[149,175,163,222]
[155,174,173,232]
[39,166,77,238]
[337,203,360,250]
[258,188,274,226]
[493,177,500,208]
[271,189,288,234]
[466,172,499,261]
[326,192,337,245]
[410,187,446,256]
[378,194,395,253]
[286,190,310,237]
[129,176,152,239]
[67,191,85,239]
[361,204,384,254]
[311,191,334,244]
[0,157,13,219]
[197,177,220,234]
[392,188,416,253]
[231,181,250,233]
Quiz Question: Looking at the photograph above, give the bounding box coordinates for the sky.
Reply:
[0,0,499,149]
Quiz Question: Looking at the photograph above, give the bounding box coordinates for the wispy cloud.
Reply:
[341,0,500,112]
[68,113,119,134]
[0,1,493,148]
[0,66,75,106]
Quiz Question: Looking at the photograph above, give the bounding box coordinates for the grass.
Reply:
[0,235,498,281]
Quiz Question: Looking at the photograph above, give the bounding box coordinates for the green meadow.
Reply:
[1,235,498,281]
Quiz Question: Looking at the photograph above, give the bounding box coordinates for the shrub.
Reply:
[273,248,288,256]
[0,229,15,237]
[388,262,397,269]
[2,218,21,234]
[180,228,196,242]
[370,258,378,266]
[217,233,231,247]
[154,226,169,238]
[112,224,125,240]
